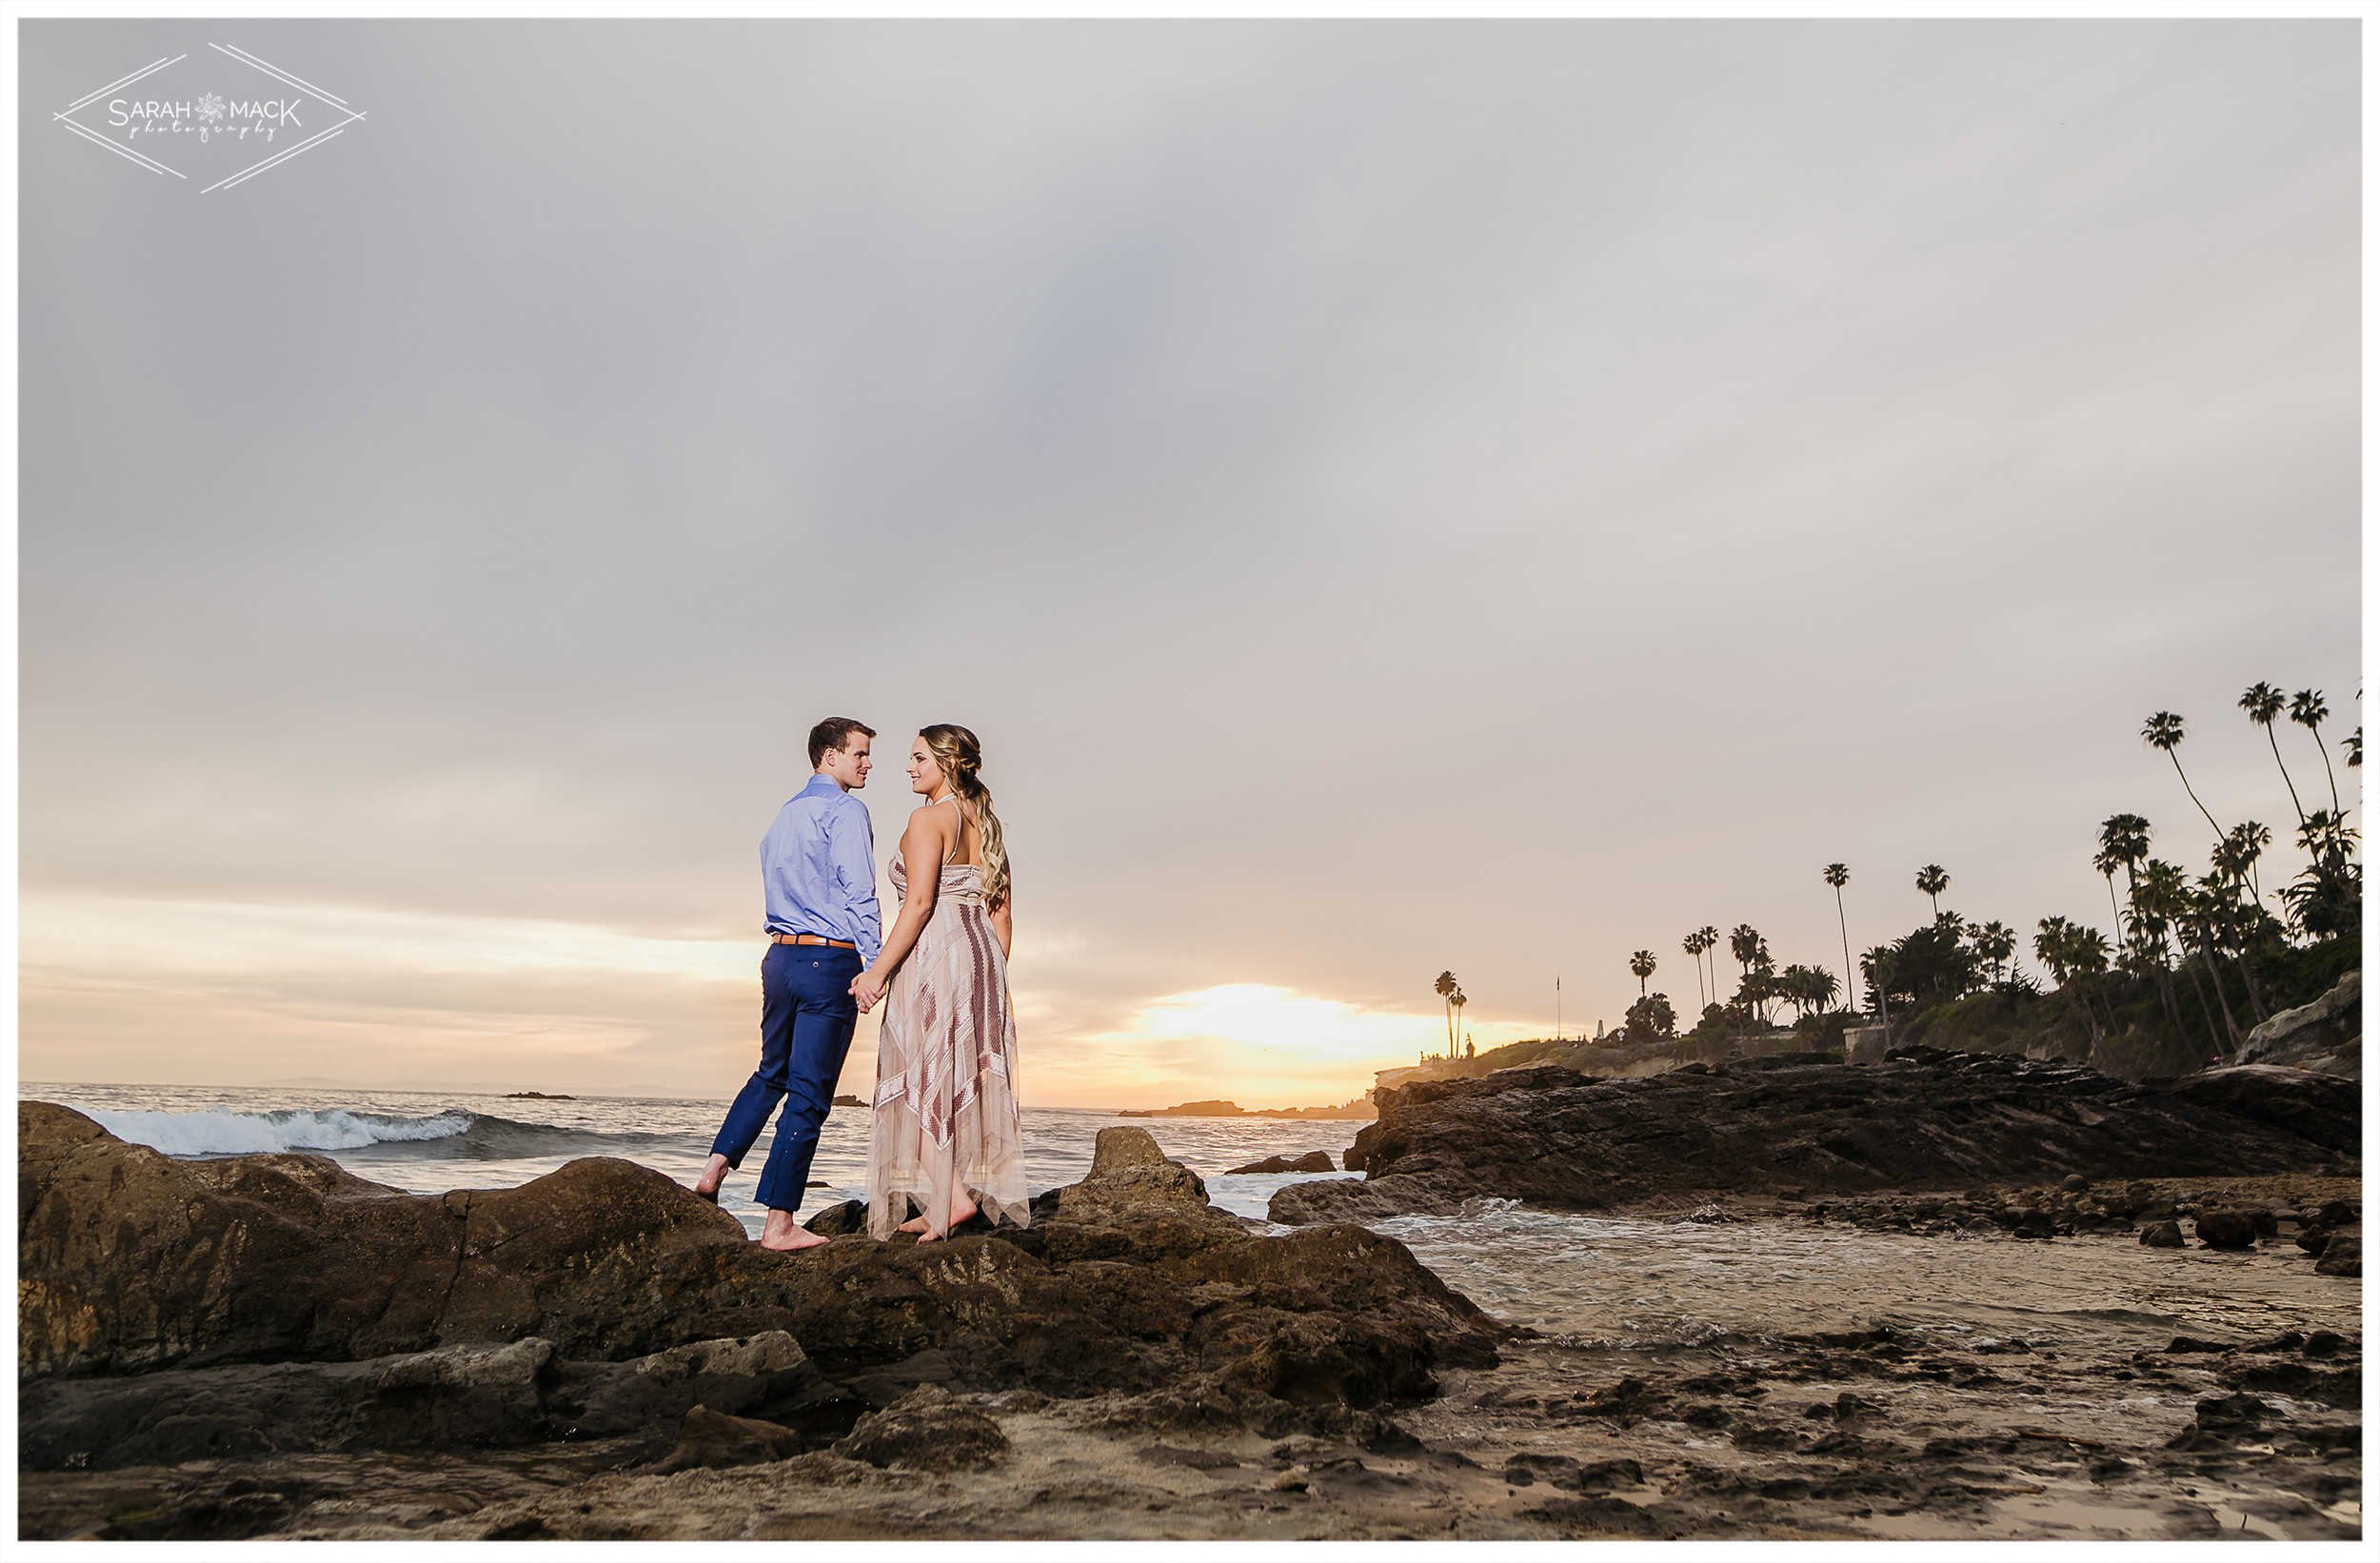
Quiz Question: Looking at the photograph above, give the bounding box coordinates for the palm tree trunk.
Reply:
[2173,936,2224,1055]
[2266,727,2307,826]
[2231,936,2269,1023]
[2194,933,2244,1050]
[1834,889,1855,1012]
[2168,752,2226,842]
[2314,723,2341,814]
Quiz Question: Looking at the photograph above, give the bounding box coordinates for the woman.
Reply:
[848,724,1025,1241]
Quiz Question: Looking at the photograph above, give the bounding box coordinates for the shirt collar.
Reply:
[802,772,847,800]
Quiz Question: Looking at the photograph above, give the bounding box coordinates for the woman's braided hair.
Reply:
[919,723,1009,911]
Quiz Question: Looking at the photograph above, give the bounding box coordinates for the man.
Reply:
[692,716,881,1252]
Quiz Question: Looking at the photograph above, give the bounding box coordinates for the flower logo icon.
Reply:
[196,92,225,123]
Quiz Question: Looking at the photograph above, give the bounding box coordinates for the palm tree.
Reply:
[1450,988,1467,1047]
[1728,924,1762,986]
[1914,864,1948,916]
[1967,920,2016,986]
[1433,971,1458,1055]
[1696,925,1719,1007]
[2143,711,2224,842]
[2240,683,2306,826]
[2135,857,2224,1053]
[2217,820,2272,904]
[2094,814,2152,937]
[2347,726,2362,772]
[1629,950,1656,997]
[2291,689,2339,816]
[1823,863,1856,1012]
[1681,931,1709,1009]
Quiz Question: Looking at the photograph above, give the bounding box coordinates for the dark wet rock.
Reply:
[2313,1234,2361,1277]
[831,1385,1008,1471]
[838,1347,957,1409]
[19,1338,557,1471]
[19,1100,753,1376]
[645,1404,804,1473]
[17,1332,838,1473]
[2217,1355,2362,1410]
[1269,1175,1467,1224]
[1519,1494,1671,1535]
[1275,1052,2360,1222]
[2232,970,2360,1076]
[2140,1220,2185,1248]
[1046,1127,1243,1243]
[2193,1209,2260,1249]
[1226,1151,1337,1176]
[802,1199,868,1236]
[1138,1443,1244,1470]
[2061,1175,2091,1193]
[21,1104,1506,1457]
[2166,1391,2272,1450]
[1572,1456,1646,1491]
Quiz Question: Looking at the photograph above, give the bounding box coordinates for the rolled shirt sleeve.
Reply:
[831,797,883,966]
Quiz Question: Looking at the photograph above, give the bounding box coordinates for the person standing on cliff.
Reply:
[691,716,882,1252]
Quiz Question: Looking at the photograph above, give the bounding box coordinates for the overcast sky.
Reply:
[18,19,2360,1105]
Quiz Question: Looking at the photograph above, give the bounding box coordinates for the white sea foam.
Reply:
[85,1107,476,1157]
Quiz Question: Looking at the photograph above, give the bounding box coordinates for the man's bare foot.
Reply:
[690,1152,730,1202]
[756,1209,827,1252]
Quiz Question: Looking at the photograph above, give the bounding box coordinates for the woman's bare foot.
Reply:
[690,1152,730,1202]
[756,1208,828,1252]
[916,1196,980,1242]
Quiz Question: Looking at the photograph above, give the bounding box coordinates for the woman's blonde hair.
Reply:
[920,723,1009,911]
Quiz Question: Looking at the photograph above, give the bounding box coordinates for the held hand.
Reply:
[850,970,888,1013]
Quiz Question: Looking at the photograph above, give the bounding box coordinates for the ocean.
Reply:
[24,1081,2354,1355]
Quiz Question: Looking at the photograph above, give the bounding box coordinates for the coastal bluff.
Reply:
[1272,1048,2360,1225]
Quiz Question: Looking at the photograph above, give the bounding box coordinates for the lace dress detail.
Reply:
[864,859,1025,1237]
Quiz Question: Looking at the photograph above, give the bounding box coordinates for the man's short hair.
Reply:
[808,717,876,768]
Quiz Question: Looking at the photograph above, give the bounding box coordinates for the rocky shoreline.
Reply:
[18,1044,2364,1540]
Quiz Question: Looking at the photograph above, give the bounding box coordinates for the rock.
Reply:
[2166,1391,2273,1450]
[1092,1125,1173,1175]
[645,1404,804,1473]
[802,1200,868,1236]
[2313,1235,2361,1277]
[2297,1226,2333,1256]
[21,1103,1506,1452]
[1275,1052,2363,1223]
[2139,1220,2184,1248]
[19,1100,753,1376]
[831,1385,1008,1471]
[2233,970,2360,1075]
[1269,1176,1467,1225]
[16,1332,838,1473]
[1503,1452,1575,1484]
[2061,1175,2091,1193]
[19,1338,557,1470]
[1572,1457,1646,1491]
[2193,1210,2260,1250]
[1225,1151,1338,1176]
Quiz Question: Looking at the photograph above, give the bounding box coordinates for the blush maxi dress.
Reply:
[863,855,1026,1237]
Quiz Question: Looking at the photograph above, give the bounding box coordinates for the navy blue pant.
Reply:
[710,943,862,1212]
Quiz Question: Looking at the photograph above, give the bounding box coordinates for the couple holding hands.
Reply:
[690,717,1024,1249]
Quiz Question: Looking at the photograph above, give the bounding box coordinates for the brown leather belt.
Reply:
[773,933,856,950]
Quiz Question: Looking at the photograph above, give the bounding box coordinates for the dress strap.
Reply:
[937,794,966,867]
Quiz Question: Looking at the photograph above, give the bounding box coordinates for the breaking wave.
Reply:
[83,1106,668,1162]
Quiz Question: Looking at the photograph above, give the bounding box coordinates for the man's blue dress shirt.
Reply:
[762,775,882,965]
